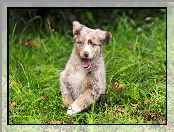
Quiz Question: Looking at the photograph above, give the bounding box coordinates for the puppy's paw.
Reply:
[67,102,82,115]
[67,107,75,115]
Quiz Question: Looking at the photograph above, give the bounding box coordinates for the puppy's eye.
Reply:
[77,41,83,46]
[77,41,82,44]
[92,43,97,47]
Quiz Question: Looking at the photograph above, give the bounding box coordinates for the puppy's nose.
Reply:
[84,52,89,57]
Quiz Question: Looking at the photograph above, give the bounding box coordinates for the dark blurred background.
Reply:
[9,8,166,35]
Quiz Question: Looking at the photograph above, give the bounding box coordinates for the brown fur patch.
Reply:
[74,88,94,108]
[63,95,74,107]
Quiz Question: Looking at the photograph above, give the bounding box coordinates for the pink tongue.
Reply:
[82,59,90,68]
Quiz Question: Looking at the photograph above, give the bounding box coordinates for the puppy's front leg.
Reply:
[67,88,97,115]
[60,73,74,107]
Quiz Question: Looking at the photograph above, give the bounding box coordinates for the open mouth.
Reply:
[81,58,91,69]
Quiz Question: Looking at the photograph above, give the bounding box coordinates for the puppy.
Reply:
[60,21,112,115]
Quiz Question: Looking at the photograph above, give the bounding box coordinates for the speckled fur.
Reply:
[60,21,112,115]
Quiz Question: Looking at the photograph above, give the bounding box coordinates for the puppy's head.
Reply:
[73,21,112,69]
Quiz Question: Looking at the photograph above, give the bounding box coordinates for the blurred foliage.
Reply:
[9,8,166,35]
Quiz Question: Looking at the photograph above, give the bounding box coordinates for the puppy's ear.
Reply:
[103,31,112,44]
[97,29,112,44]
[73,21,83,36]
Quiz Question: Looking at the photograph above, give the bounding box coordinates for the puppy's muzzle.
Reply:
[84,51,89,58]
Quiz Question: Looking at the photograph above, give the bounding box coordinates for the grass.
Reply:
[9,16,166,124]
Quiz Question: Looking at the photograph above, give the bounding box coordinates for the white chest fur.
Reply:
[67,66,89,100]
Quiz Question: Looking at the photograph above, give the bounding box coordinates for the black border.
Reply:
[7,7,167,125]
